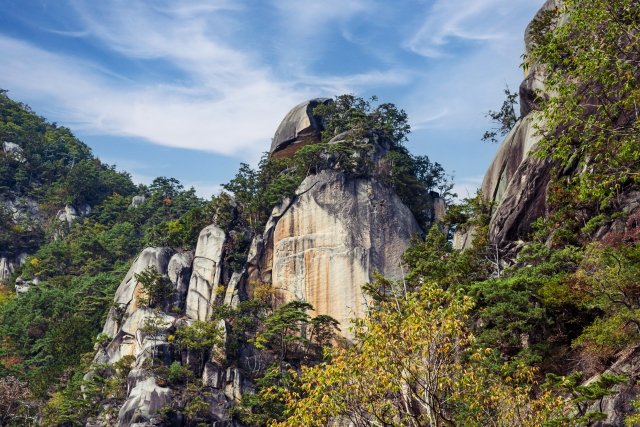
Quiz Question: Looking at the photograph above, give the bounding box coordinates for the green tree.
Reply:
[254,301,314,361]
[231,363,302,427]
[314,94,410,147]
[173,320,224,375]
[276,283,572,427]
[134,266,173,308]
[139,309,170,367]
[482,85,519,143]
[528,0,640,212]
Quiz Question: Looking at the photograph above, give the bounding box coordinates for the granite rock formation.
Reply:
[0,252,27,282]
[269,98,332,159]
[270,170,422,333]
[79,69,469,425]
[454,0,564,249]
[93,126,427,425]
[185,225,226,321]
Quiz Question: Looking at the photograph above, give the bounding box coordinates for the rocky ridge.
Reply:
[88,105,431,425]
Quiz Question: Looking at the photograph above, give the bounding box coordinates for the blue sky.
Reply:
[0,0,542,199]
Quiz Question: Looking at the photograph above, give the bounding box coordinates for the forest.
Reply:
[2,0,640,425]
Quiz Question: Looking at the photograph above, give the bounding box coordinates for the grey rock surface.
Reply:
[185,225,226,321]
[585,347,640,427]
[0,257,13,282]
[270,98,332,158]
[223,270,245,308]
[481,117,543,207]
[269,170,422,336]
[166,251,194,311]
[1,197,44,222]
[3,141,22,154]
[452,226,477,251]
[102,247,174,337]
[97,307,175,365]
[202,363,255,402]
[56,205,79,223]
[463,0,569,251]
[117,374,172,427]
[129,195,147,209]
[488,152,556,246]
[14,277,38,294]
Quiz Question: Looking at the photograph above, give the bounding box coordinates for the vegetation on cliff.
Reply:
[528,0,640,246]
[0,90,207,402]
[3,0,640,422]
[268,1,640,425]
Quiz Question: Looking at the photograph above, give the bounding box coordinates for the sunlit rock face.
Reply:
[269,98,332,159]
[269,170,423,335]
[101,247,174,338]
[185,225,227,321]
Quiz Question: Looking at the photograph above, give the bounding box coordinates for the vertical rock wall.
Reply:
[270,170,423,334]
[454,0,565,249]
[185,225,226,321]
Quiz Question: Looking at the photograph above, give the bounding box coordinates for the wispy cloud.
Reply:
[0,0,544,187]
[406,0,522,57]
[453,175,484,200]
[0,34,308,155]
[0,0,410,158]
[271,0,369,36]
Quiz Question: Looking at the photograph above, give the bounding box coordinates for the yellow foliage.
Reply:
[275,283,572,427]
[0,285,14,307]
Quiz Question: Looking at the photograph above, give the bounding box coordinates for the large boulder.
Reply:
[56,205,79,223]
[269,170,423,335]
[270,98,332,159]
[481,116,543,207]
[185,225,226,321]
[165,251,194,312]
[3,141,24,162]
[102,247,174,337]
[3,141,21,154]
[117,374,172,427]
[129,195,146,209]
[487,150,557,246]
[95,307,176,366]
[0,257,13,282]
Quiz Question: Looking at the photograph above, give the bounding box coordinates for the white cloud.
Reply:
[271,0,369,36]
[405,0,531,57]
[0,0,544,186]
[0,0,411,159]
[0,34,308,156]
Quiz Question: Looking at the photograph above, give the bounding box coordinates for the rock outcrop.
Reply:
[117,374,172,427]
[3,141,24,162]
[185,225,226,321]
[0,253,27,282]
[270,98,332,159]
[270,170,422,333]
[454,0,564,249]
[93,94,431,424]
[129,195,147,209]
[1,196,43,222]
[56,203,92,223]
[584,347,640,427]
[101,247,175,339]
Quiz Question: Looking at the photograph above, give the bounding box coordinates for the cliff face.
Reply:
[461,0,561,249]
[270,170,421,333]
[90,102,426,426]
